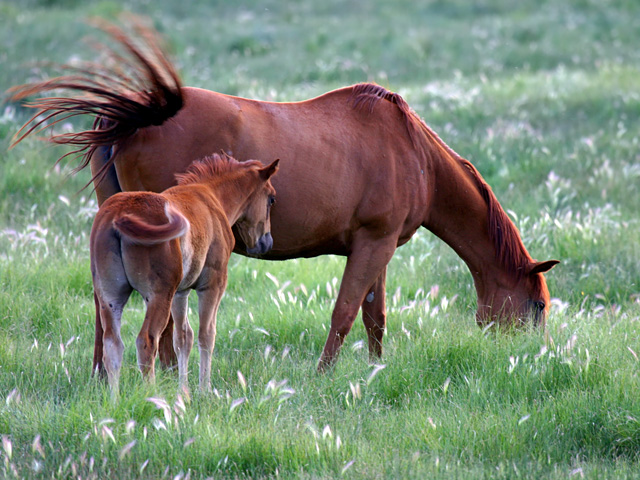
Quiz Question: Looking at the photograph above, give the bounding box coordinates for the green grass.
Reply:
[1,0,640,478]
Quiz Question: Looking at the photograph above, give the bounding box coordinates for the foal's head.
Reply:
[235,159,279,256]
[176,154,279,255]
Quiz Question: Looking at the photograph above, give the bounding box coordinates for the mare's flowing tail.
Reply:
[114,204,188,245]
[6,17,184,187]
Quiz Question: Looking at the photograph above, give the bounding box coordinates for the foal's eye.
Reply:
[268,196,276,207]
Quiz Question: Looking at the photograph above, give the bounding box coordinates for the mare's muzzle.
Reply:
[246,232,273,255]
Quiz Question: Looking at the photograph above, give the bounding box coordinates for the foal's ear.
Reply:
[259,159,280,180]
[528,260,560,275]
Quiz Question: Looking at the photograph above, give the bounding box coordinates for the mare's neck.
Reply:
[422,147,511,299]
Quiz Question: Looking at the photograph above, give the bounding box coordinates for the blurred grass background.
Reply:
[1,0,639,478]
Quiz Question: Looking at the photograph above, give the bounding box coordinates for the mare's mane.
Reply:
[351,83,534,282]
[175,153,262,186]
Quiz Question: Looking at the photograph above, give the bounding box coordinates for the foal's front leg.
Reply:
[196,273,227,392]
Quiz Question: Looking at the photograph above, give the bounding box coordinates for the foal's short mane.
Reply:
[351,83,534,281]
[175,153,263,186]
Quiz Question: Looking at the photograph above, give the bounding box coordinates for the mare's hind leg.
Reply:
[136,293,174,382]
[171,291,194,393]
[361,266,387,361]
[318,233,397,371]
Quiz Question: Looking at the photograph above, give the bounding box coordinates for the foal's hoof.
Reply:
[179,384,192,403]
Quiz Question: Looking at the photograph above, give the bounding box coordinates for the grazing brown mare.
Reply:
[90,153,279,394]
[9,20,558,373]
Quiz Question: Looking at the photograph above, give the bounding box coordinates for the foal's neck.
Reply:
[206,173,257,225]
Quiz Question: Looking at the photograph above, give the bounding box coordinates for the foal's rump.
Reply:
[113,202,189,246]
[91,193,189,300]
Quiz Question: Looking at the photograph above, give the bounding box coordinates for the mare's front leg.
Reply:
[318,233,397,371]
[171,291,194,394]
[361,266,387,361]
[196,273,227,393]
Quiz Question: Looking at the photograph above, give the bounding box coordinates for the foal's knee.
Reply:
[136,332,154,353]
[136,333,156,376]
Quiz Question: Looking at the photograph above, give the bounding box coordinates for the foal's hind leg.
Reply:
[93,292,106,378]
[94,288,131,395]
[100,302,125,394]
[319,233,397,371]
[136,293,174,382]
[158,316,178,370]
[361,266,387,361]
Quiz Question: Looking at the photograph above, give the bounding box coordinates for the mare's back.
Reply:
[115,86,424,257]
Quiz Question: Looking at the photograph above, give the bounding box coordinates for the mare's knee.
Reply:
[331,309,359,338]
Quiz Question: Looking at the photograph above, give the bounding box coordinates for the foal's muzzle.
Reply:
[246,232,273,255]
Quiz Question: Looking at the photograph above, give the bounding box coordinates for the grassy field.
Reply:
[1,0,640,478]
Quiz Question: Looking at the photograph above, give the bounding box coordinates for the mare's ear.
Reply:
[259,159,280,180]
[528,260,560,275]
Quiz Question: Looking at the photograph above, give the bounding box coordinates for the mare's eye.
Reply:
[534,301,545,312]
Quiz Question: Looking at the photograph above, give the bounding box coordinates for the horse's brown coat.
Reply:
[90,153,278,393]
[10,20,558,373]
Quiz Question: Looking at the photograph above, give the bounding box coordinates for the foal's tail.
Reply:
[6,17,184,188]
[114,204,189,246]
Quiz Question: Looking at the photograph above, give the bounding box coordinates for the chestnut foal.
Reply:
[90,154,279,394]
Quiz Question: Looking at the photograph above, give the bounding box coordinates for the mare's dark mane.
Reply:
[351,83,534,283]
